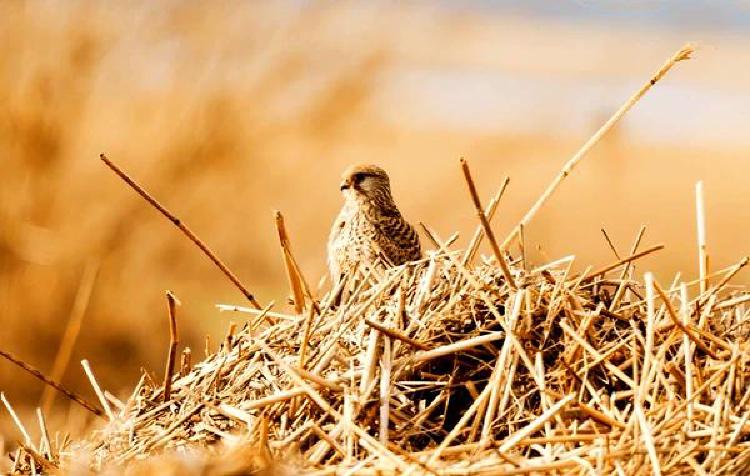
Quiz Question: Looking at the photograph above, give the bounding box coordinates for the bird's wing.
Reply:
[375,212,422,264]
[327,209,349,280]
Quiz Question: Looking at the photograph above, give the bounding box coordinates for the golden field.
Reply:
[2,0,750,455]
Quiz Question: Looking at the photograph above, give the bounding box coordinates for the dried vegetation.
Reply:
[4,25,750,476]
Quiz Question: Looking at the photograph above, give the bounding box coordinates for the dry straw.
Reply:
[46,207,748,475]
[0,349,103,418]
[500,43,694,251]
[40,260,99,415]
[12,43,750,476]
[99,154,262,309]
[162,291,181,403]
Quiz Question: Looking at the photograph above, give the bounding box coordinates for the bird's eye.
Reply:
[353,173,366,184]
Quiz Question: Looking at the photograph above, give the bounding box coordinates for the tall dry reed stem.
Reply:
[274,211,306,314]
[41,260,99,415]
[99,154,262,309]
[0,349,102,417]
[501,43,694,250]
[459,158,516,289]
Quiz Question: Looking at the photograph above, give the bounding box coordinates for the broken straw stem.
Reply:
[652,280,719,360]
[501,43,695,250]
[81,359,114,421]
[0,348,103,417]
[581,244,665,282]
[275,211,306,314]
[99,154,261,309]
[41,260,98,415]
[462,176,510,266]
[162,291,180,402]
[696,181,709,295]
[364,318,431,351]
[0,393,33,447]
[460,158,516,289]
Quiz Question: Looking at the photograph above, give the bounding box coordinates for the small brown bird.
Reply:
[328,164,421,283]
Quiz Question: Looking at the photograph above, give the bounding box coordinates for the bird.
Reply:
[327,164,421,284]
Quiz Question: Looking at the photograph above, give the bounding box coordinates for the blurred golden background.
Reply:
[2,0,750,444]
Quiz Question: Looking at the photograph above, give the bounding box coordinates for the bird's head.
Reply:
[339,164,392,203]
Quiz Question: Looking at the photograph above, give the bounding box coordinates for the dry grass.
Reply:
[8,199,750,474]
[7,43,750,474]
[3,2,750,420]
[0,0,393,414]
[4,2,750,474]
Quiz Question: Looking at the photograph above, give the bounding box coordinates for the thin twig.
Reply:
[600,227,622,260]
[35,408,52,460]
[180,347,192,377]
[0,349,102,417]
[364,318,431,351]
[501,43,694,249]
[41,260,98,415]
[275,210,306,313]
[497,394,575,453]
[581,244,665,282]
[696,181,709,295]
[99,153,261,308]
[462,176,510,266]
[652,280,719,360]
[299,304,317,369]
[460,158,516,289]
[0,393,33,447]
[81,360,114,421]
[163,291,180,402]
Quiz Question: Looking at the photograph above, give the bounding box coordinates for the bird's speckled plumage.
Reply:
[328,164,421,282]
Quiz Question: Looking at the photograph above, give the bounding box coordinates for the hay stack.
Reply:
[12,232,750,474]
[9,43,750,475]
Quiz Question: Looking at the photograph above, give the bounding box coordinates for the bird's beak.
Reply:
[340,178,352,191]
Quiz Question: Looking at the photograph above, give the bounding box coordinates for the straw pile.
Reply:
[9,221,750,475]
[10,43,750,475]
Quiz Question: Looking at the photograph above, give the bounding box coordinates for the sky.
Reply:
[367,1,750,147]
[451,1,750,31]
